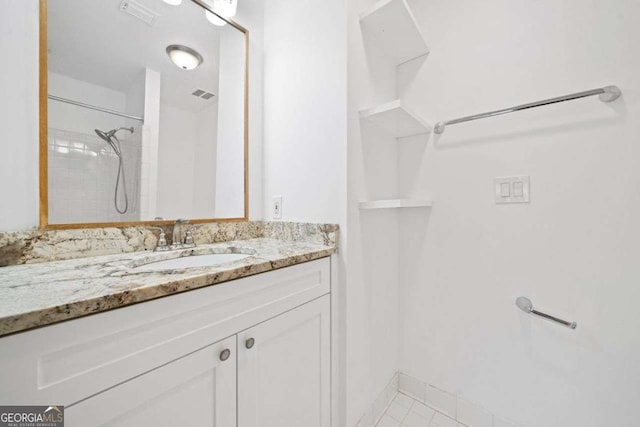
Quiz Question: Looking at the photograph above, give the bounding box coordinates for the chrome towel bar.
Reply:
[516,297,577,330]
[434,85,621,134]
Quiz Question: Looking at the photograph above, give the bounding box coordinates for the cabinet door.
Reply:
[65,336,236,427]
[238,295,331,427]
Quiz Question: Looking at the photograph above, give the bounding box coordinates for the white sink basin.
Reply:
[135,253,251,272]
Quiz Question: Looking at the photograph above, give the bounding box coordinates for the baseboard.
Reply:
[355,371,521,427]
[355,371,399,427]
[397,372,520,427]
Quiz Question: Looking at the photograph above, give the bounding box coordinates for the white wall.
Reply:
[125,70,146,120]
[262,0,347,225]
[346,0,404,424]
[157,104,198,219]
[48,72,127,135]
[235,0,264,221]
[156,100,219,219]
[215,24,245,218]
[262,2,347,425]
[139,68,161,221]
[394,1,640,426]
[0,0,39,231]
[193,102,219,217]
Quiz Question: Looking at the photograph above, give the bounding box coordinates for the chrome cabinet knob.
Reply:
[219,348,231,361]
[245,338,255,349]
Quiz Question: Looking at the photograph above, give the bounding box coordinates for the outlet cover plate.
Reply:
[272,196,283,219]
[495,176,530,204]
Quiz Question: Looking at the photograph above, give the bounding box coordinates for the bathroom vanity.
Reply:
[2,0,338,422]
[0,235,336,426]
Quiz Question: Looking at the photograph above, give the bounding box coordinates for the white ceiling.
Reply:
[48,0,242,112]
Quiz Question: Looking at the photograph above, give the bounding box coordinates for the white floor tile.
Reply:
[429,412,457,427]
[402,410,433,427]
[370,379,503,427]
[385,387,399,408]
[377,414,402,427]
[394,392,416,409]
[386,401,410,422]
[411,401,436,421]
[374,392,393,423]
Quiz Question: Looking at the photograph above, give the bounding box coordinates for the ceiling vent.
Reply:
[192,89,216,100]
[119,1,160,26]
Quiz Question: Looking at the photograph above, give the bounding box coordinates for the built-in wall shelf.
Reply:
[359,0,429,66]
[359,199,434,210]
[359,100,431,138]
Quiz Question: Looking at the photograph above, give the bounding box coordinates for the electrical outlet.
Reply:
[272,196,283,219]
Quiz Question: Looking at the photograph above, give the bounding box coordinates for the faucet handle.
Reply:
[157,231,169,250]
[146,226,170,251]
[183,229,196,248]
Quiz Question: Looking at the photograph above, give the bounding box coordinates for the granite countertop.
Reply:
[0,238,335,337]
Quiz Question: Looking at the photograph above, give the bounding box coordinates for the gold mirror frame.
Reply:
[39,0,249,230]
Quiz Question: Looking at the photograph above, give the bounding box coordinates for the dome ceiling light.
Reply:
[166,45,203,70]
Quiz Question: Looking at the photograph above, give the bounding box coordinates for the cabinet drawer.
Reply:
[0,257,330,406]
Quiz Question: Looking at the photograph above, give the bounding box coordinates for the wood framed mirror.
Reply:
[39,0,249,230]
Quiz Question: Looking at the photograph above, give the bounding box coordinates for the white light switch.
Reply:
[513,181,524,197]
[495,176,530,204]
[500,183,511,198]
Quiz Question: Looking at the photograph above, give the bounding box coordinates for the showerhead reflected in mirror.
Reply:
[42,0,247,227]
[94,127,134,214]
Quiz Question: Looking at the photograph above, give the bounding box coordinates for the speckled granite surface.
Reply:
[0,221,338,266]
[0,238,336,337]
[263,221,338,247]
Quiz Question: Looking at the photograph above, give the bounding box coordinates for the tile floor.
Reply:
[376,391,464,427]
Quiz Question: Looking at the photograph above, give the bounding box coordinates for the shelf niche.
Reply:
[359,99,431,139]
[359,0,430,66]
[358,199,434,210]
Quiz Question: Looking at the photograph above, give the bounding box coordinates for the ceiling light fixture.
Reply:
[205,10,227,26]
[204,0,237,26]
[166,45,203,70]
[214,0,237,17]
[162,0,182,5]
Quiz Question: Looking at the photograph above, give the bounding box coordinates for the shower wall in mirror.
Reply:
[41,0,248,228]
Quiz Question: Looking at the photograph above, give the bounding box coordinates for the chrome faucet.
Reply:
[170,219,190,250]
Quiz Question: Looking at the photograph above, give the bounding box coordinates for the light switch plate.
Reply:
[495,176,530,204]
[272,196,283,219]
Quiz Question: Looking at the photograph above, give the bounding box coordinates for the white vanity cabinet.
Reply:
[67,335,238,426]
[238,295,331,427]
[0,257,332,427]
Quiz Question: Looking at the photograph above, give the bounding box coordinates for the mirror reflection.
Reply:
[45,0,247,226]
